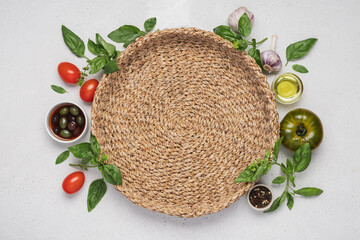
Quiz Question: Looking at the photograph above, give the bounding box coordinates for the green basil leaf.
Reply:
[234,168,254,182]
[144,17,157,32]
[89,56,107,74]
[295,187,323,197]
[95,33,105,45]
[51,85,67,94]
[61,25,85,57]
[286,158,294,174]
[213,25,241,43]
[279,191,287,205]
[81,157,91,164]
[248,48,264,71]
[287,193,294,210]
[263,149,271,163]
[264,197,281,213]
[293,143,311,172]
[272,176,286,184]
[238,13,251,37]
[280,163,289,176]
[104,59,120,74]
[68,143,95,160]
[123,36,139,47]
[122,31,146,48]
[251,163,267,181]
[272,137,283,161]
[264,162,272,175]
[87,39,102,55]
[108,25,140,43]
[87,179,107,212]
[100,40,116,56]
[101,164,122,185]
[292,64,309,73]
[233,39,248,51]
[290,176,296,187]
[90,133,101,157]
[286,38,317,65]
[263,149,272,175]
[56,150,70,164]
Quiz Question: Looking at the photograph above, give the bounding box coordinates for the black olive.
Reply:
[53,126,61,135]
[67,121,77,131]
[68,115,76,122]
[73,126,82,137]
[51,114,60,125]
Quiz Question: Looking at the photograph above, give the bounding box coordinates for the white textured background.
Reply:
[1,0,359,239]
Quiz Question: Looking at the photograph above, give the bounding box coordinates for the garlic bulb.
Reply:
[228,7,254,33]
[261,34,282,74]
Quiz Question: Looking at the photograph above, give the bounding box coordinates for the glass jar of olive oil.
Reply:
[271,73,303,104]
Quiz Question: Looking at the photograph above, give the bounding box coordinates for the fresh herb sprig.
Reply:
[285,38,317,73]
[61,18,157,85]
[235,137,323,212]
[213,13,267,70]
[62,25,120,85]
[56,133,122,212]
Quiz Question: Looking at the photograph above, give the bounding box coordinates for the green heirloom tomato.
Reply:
[280,108,323,151]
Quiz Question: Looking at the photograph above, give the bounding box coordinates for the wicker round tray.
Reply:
[91,28,279,217]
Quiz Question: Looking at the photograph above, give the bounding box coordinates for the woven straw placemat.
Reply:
[91,28,279,217]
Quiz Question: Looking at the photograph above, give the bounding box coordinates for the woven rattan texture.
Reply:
[91,28,279,217]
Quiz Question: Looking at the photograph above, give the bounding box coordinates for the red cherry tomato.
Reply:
[62,171,85,194]
[58,62,81,84]
[80,79,99,102]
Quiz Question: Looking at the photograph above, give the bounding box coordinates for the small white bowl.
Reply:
[247,184,273,211]
[45,101,88,143]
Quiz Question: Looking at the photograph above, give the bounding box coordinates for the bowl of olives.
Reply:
[46,102,88,143]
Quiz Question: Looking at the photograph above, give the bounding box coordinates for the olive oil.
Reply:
[271,73,303,104]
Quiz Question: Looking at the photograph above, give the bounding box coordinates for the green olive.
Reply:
[59,117,68,129]
[59,107,69,116]
[60,129,72,138]
[69,106,79,116]
[76,115,84,126]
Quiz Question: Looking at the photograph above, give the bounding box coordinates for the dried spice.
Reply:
[249,186,272,208]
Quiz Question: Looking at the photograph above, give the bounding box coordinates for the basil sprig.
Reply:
[56,133,122,212]
[108,17,157,48]
[285,38,317,66]
[213,13,267,70]
[235,138,323,212]
[61,18,157,86]
[61,26,121,85]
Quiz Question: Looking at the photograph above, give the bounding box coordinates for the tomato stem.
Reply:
[296,125,307,137]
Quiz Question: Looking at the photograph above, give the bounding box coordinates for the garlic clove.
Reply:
[261,34,282,74]
[261,50,282,74]
[228,7,254,33]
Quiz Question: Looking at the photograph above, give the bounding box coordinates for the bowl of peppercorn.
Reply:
[247,184,273,211]
[46,102,88,143]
